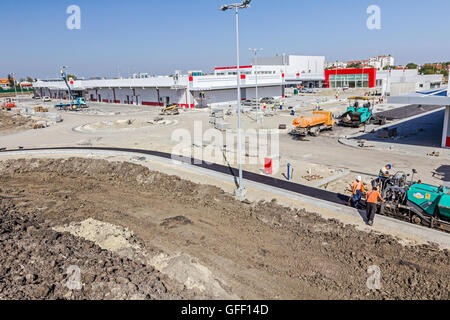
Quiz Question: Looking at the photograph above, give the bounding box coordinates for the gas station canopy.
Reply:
[388,84,450,148]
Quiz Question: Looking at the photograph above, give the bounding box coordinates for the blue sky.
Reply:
[1,0,450,79]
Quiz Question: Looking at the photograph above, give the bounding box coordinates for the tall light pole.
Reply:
[361,64,365,89]
[221,0,251,199]
[335,60,338,89]
[11,73,17,99]
[249,48,263,123]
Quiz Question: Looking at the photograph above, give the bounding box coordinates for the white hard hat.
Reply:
[356,176,362,181]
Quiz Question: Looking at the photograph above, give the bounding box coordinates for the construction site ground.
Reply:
[0,157,448,300]
[0,110,37,134]
[0,90,449,299]
[1,93,448,193]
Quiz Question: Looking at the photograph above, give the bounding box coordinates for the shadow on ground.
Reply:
[358,109,445,148]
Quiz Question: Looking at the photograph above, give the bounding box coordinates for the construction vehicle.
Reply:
[54,68,88,111]
[1,98,17,111]
[55,97,87,111]
[160,104,180,116]
[291,110,335,136]
[340,97,385,127]
[373,170,450,232]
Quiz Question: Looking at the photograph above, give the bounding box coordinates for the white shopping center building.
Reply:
[33,55,325,109]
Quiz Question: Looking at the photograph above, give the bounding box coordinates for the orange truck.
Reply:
[1,98,17,111]
[291,110,335,136]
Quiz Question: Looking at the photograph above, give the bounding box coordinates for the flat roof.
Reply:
[388,87,450,106]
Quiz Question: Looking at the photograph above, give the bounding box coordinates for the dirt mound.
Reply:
[0,110,36,133]
[0,158,449,300]
[0,203,196,300]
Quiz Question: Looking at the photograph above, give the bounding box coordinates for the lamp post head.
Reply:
[220,0,251,11]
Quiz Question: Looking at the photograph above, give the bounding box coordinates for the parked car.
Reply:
[42,96,51,102]
[32,94,41,99]
[300,88,314,94]
[260,97,275,104]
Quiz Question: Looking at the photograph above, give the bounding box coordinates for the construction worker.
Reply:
[366,186,384,226]
[348,176,365,209]
[379,164,392,179]
[378,164,392,189]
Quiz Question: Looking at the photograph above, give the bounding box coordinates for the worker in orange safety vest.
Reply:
[366,186,384,226]
[347,176,365,209]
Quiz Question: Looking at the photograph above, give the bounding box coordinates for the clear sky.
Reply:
[1,0,450,79]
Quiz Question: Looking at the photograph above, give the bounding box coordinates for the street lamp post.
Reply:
[221,0,251,200]
[11,73,17,99]
[361,65,365,89]
[249,48,263,123]
[335,60,338,89]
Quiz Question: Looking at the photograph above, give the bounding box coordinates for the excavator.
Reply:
[160,104,180,116]
[291,110,335,136]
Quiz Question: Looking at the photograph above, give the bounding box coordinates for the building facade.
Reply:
[324,68,443,92]
[325,68,377,88]
[33,55,326,107]
[33,72,284,108]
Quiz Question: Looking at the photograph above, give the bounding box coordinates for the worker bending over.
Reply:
[366,186,384,226]
[348,176,365,209]
[379,164,392,179]
[377,164,392,189]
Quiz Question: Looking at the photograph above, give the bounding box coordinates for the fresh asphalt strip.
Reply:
[375,104,442,120]
[2,147,350,206]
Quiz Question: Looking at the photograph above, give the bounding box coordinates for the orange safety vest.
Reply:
[352,181,365,194]
[367,191,382,204]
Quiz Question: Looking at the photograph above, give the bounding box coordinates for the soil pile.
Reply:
[0,158,448,300]
[0,202,198,300]
[0,110,36,133]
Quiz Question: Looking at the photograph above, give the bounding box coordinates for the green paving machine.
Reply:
[376,170,450,232]
[340,97,386,127]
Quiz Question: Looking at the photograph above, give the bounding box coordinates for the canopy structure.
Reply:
[388,83,450,148]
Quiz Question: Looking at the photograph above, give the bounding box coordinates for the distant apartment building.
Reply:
[327,55,394,71]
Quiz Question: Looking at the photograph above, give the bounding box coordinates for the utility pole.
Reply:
[11,73,17,99]
[221,0,251,200]
[249,48,263,123]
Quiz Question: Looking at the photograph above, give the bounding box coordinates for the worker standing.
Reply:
[348,176,365,209]
[366,186,384,226]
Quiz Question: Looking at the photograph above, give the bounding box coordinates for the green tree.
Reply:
[419,65,436,75]
[347,63,362,69]
[383,65,396,70]
[406,63,418,69]
[7,74,15,88]
[67,74,77,80]
[26,77,34,83]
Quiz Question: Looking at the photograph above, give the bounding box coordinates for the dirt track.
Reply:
[0,158,449,300]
